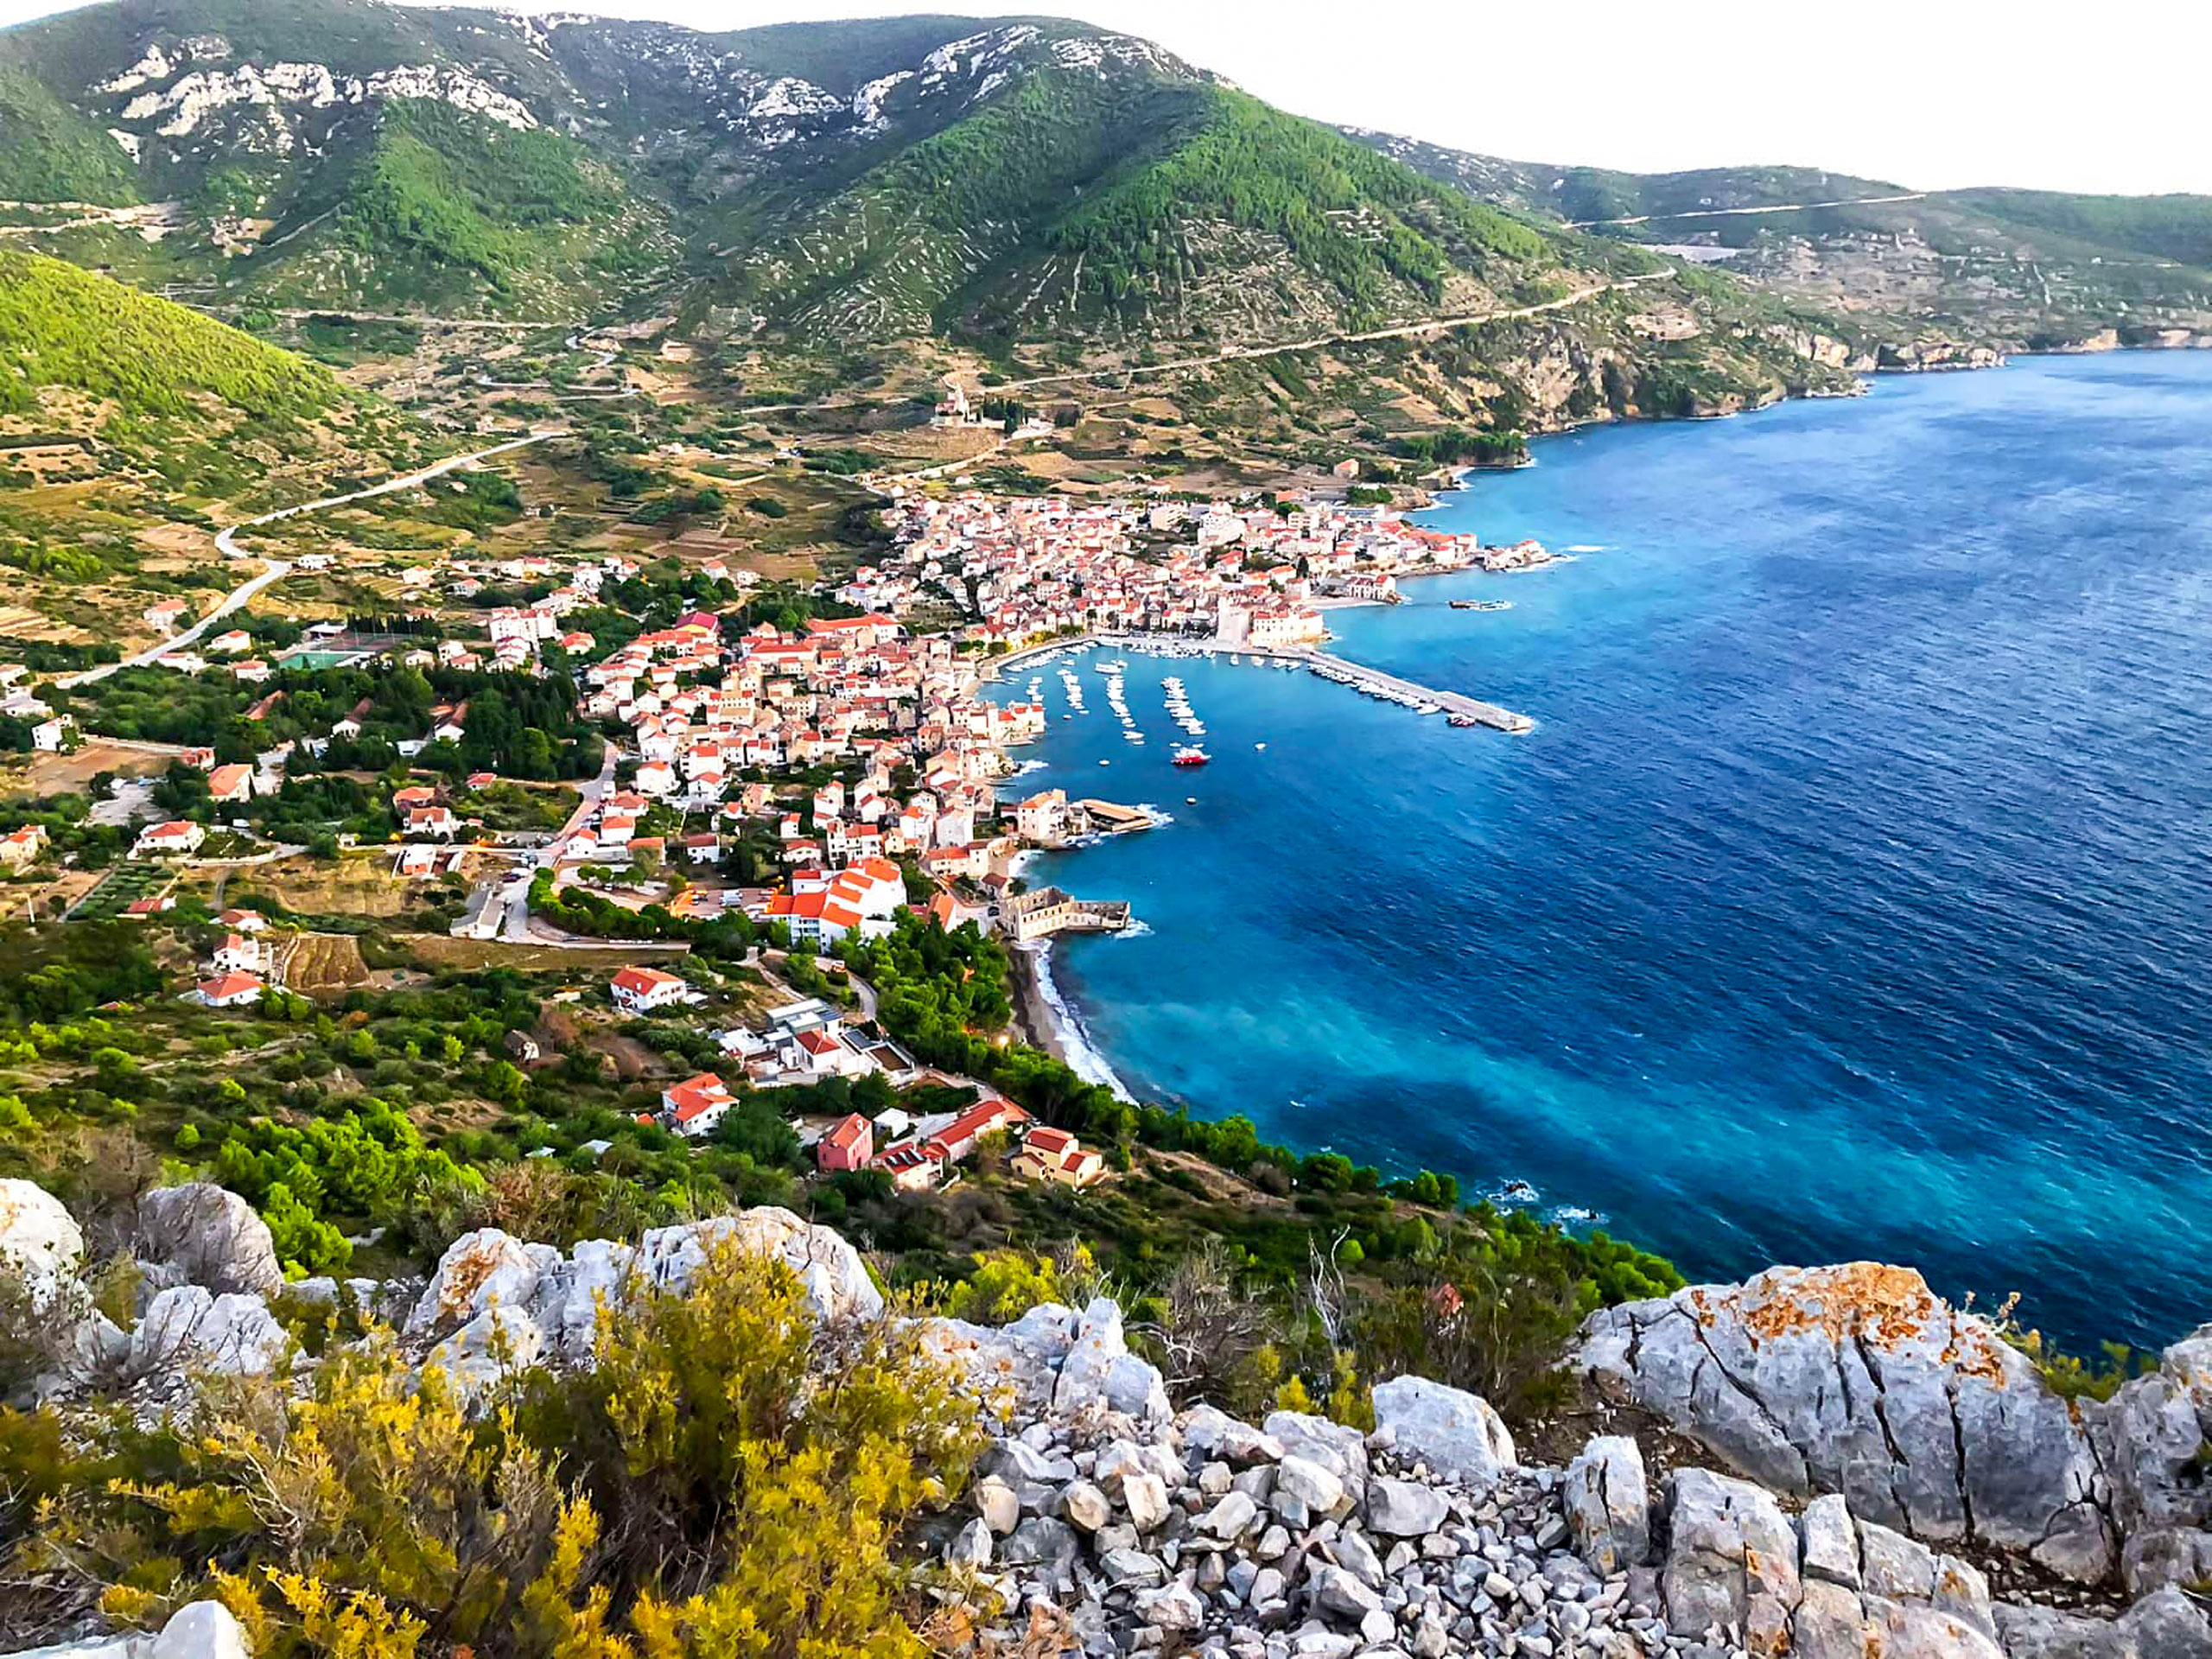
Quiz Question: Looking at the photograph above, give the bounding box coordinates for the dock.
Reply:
[1254,649,1535,734]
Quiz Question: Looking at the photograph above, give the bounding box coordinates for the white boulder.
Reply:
[0,1179,83,1311]
[1368,1374,1516,1487]
[128,1286,287,1378]
[135,1184,282,1297]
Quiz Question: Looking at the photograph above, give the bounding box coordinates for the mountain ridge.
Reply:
[0,0,2204,463]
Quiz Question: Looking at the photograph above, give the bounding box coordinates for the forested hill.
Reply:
[1352,131,2212,353]
[3,0,2202,387]
[0,0,1590,345]
[0,249,335,421]
[0,248,441,516]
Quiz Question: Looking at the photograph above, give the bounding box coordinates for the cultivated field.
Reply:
[0,739,178,801]
[280,931,371,995]
[69,861,172,921]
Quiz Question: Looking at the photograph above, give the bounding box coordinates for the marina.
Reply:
[995,634,1531,735]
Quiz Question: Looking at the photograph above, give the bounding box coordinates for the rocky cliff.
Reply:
[2,1179,2208,1659]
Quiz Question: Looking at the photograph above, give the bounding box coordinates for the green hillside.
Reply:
[0,248,335,420]
[1356,130,2212,353]
[727,73,1567,350]
[338,101,623,292]
[1050,89,1548,309]
[0,62,137,205]
[1944,188,2212,269]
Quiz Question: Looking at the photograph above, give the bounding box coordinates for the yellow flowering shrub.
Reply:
[7,1238,983,1659]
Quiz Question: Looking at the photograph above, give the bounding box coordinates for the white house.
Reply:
[661,1071,736,1138]
[611,965,689,1013]
[134,820,204,859]
[194,972,264,1008]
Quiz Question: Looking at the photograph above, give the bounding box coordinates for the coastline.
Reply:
[982,390,1866,1192]
[1007,939,1133,1100]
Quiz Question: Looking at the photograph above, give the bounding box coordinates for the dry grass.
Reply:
[0,739,175,800]
[281,932,371,995]
[400,935,688,974]
[253,854,463,920]
[0,604,92,644]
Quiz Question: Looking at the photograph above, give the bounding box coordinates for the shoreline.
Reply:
[1007,939,1133,1101]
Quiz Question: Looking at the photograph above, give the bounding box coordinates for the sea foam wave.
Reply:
[1030,944,1134,1100]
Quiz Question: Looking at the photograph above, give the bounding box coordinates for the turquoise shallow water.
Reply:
[990,353,2212,1351]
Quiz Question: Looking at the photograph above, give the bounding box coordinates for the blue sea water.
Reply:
[989,353,2212,1351]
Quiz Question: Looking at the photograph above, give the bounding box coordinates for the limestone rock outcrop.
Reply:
[0,1177,84,1309]
[134,1183,283,1298]
[404,1208,885,1389]
[1576,1262,2115,1580]
[3,1176,2204,1658]
[126,1285,287,1379]
[1996,1589,2212,1659]
[7,1598,248,1659]
[2101,1322,2212,1596]
[1370,1372,1518,1487]
[922,1297,1173,1427]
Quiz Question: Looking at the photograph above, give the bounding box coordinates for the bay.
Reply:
[991,352,2212,1351]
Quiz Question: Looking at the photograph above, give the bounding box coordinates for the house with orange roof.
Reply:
[193,971,264,1008]
[1014,1125,1105,1188]
[661,1071,736,1138]
[925,1097,1029,1165]
[0,824,46,870]
[610,965,690,1014]
[133,820,204,859]
[207,763,255,804]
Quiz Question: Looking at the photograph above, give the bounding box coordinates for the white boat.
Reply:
[1255,742,1267,751]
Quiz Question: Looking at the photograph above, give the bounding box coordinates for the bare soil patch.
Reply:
[282,932,370,995]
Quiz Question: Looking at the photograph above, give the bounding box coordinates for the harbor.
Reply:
[989,635,1535,734]
[1262,649,1535,734]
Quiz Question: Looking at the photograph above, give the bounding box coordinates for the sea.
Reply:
[986,352,2212,1354]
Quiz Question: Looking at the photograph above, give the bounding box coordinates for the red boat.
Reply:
[1173,747,1211,767]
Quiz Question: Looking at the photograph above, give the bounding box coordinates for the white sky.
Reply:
[4,0,2204,195]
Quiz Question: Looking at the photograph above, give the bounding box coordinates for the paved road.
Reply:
[61,429,567,690]
[1564,192,1928,230]
[502,744,620,943]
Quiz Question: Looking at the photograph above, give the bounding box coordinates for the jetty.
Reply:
[1253,649,1535,734]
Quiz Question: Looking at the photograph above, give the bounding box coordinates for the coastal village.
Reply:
[0,469,1547,1211]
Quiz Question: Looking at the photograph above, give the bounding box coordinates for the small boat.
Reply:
[1255,742,1267,751]
[1173,747,1210,767]
[1185,797,1198,804]
[1450,598,1510,613]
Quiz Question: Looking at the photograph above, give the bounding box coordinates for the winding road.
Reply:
[736,273,1670,416]
[1564,192,1928,230]
[62,429,567,689]
[977,273,1670,393]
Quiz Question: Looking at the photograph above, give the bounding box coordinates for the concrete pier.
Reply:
[1254,649,1535,734]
